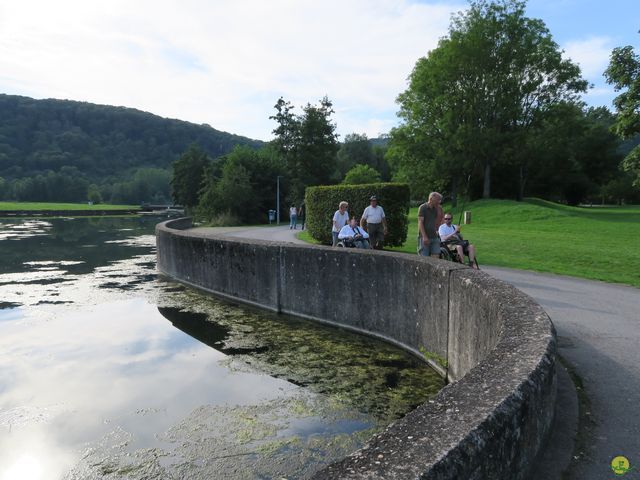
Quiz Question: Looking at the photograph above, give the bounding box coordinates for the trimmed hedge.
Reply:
[305,183,410,246]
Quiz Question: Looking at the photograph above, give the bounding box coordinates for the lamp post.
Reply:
[276,175,283,225]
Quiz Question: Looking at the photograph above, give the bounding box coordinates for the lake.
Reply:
[0,216,443,479]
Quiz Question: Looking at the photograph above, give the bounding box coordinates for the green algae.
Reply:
[156,286,445,425]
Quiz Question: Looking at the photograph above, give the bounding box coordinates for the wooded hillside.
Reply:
[0,94,262,202]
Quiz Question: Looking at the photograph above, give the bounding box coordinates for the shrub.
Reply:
[342,164,381,185]
[305,183,410,246]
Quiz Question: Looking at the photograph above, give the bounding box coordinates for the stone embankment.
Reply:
[156,218,556,479]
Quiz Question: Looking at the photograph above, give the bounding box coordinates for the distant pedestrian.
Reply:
[289,204,298,229]
[360,195,387,249]
[332,201,349,246]
[418,192,444,258]
[299,202,306,230]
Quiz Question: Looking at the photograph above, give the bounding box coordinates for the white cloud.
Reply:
[0,0,462,140]
[563,36,613,79]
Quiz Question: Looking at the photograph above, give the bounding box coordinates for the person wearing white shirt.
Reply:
[338,217,370,249]
[360,195,387,250]
[289,205,298,229]
[438,213,478,268]
[332,201,349,246]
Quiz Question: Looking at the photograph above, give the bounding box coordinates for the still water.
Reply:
[0,216,444,479]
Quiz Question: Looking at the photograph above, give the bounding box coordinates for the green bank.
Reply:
[389,199,640,288]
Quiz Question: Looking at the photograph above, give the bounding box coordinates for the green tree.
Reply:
[87,184,103,204]
[342,164,382,185]
[171,144,210,208]
[392,0,587,200]
[214,159,253,216]
[270,96,339,200]
[605,41,640,186]
[198,145,286,223]
[336,133,374,179]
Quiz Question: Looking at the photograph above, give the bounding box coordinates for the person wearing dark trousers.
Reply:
[360,195,387,249]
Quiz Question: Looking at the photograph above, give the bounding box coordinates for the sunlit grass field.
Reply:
[388,199,640,288]
[0,202,140,210]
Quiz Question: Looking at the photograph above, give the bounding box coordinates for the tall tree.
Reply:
[392,0,587,199]
[170,144,210,208]
[270,96,339,200]
[605,40,640,186]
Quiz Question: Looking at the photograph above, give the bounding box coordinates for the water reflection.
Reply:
[0,217,444,479]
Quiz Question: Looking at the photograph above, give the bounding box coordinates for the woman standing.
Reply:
[331,201,349,246]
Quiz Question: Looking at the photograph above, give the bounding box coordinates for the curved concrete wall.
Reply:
[156,218,556,479]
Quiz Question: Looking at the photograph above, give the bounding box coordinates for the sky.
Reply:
[0,0,638,141]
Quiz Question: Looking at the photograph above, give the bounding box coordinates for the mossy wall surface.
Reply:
[156,218,557,480]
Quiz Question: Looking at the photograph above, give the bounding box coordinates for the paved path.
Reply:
[483,267,640,480]
[193,225,640,478]
[192,225,308,244]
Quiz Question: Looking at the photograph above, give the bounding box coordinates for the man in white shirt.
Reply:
[360,195,387,250]
[438,213,478,268]
[338,217,370,249]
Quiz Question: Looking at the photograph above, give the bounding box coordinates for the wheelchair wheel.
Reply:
[439,247,453,261]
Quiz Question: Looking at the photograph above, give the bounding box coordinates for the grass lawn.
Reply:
[296,230,323,244]
[0,202,140,211]
[387,199,640,288]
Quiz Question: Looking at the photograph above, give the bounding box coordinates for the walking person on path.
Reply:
[332,201,349,246]
[360,195,387,250]
[289,204,298,230]
[418,192,444,258]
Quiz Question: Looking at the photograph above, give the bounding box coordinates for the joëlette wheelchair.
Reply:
[439,235,479,269]
[336,235,370,249]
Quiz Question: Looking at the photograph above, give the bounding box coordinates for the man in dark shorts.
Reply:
[418,192,443,258]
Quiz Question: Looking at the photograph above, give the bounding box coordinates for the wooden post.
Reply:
[464,211,471,224]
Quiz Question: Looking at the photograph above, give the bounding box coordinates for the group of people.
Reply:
[418,192,478,268]
[331,195,387,250]
[313,191,477,267]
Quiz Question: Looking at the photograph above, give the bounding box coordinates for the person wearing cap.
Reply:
[418,192,444,258]
[360,195,387,250]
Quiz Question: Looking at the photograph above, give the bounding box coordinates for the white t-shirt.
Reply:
[361,205,385,224]
[289,207,297,216]
[438,223,458,240]
[338,224,369,239]
[332,210,349,232]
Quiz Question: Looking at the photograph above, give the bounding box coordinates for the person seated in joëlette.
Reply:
[438,213,478,269]
[338,217,371,249]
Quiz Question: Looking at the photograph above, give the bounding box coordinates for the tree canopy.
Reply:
[270,96,339,201]
[391,0,588,200]
[342,164,382,185]
[605,40,640,186]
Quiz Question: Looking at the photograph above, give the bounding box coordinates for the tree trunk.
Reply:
[517,165,526,201]
[482,162,491,199]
